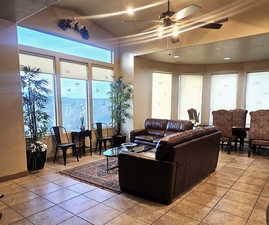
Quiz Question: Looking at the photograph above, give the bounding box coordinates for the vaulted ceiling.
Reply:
[141,32,269,64]
[57,0,234,36]
[0,0,60,22]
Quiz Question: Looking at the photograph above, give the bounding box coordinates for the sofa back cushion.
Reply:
[145,119,168,136]
[165,120,193,136]
[156,127,218,160]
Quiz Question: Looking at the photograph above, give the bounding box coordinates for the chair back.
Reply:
[212,110,233,138]
[231,109,248,128]
[95,123,104,139]
[187,108,195,121]
[188,108,199,123]
[249,110,269,140]
[51,126,70,145]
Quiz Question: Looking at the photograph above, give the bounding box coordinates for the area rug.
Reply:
[59,158,120,193]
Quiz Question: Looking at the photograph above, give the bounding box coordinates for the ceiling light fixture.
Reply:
[224,57,232,60]
[172,26,179,37]
[158,26,164,37]
[174,55,180,58]
[127,8,134,15]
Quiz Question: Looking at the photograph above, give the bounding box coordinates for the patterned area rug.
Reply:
[59,158,120,193]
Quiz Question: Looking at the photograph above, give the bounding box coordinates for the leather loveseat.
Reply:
[119,127,221,204]
[130,118,193,146]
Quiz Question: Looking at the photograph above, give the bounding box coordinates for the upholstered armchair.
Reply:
[212,110,236,153]
[231,109,248,150]
[249,110,269,157]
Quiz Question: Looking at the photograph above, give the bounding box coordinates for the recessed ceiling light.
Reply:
[224,57,232,60]
[127,8,134,15]
[174,55,180,58]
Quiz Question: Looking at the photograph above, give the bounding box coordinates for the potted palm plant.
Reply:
[109,77,133,136]
[21,66,49,171]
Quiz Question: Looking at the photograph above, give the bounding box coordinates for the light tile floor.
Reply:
[0,150,269,225]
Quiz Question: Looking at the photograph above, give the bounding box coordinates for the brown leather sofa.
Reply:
[119,127,221,204]
[130,118,193,146]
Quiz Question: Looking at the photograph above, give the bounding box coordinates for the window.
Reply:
[210,74,238,123]
[179,75,203,120]
[19,53,56,130]
[152,72,172,119]
[60,61,88,131]
[246,72,269,124]
[17,26,112,63]
[92,66,113,125]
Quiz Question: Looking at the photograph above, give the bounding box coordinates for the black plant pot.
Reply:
[26,150,47,171]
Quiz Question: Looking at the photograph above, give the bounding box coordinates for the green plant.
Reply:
[21,66,50,146]
[109,77,133,135]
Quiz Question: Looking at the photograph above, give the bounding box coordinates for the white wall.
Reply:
[0,19,27,178]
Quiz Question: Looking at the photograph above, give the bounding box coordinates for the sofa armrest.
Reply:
[130,129,147,142]
[118,151,176,204]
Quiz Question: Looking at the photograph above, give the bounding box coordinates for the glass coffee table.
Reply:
[103,144,153,172]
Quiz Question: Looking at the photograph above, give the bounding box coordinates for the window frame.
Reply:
[17,26,113,64]
[19,39,114,131]
[91,65,114,127]
[178,74,203,121]
[151,71,173,120]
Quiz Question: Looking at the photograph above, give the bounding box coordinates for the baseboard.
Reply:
[0,171,28,183]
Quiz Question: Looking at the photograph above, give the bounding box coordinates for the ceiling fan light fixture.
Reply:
[224,57,232,60]
[172,26,179,37]
[174,55,180,58]
[158,26,164,37]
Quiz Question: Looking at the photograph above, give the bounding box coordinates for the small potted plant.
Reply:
[21,66,50,171]
[109,77,133,138]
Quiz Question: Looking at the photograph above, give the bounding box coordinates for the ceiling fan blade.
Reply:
[201,23,223,29]
[199,18,228,29]
[173,4,201,21]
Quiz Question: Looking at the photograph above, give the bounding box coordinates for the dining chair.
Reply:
[248,110,269,157]
[94,123,112,155]
[212,110,237,153]
[188,108,200,124]
[231,109,248,150]
[51,126,79,165]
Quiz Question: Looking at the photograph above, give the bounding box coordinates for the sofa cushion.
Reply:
[136,135,161,143]
[162,127,218,146]
[165,120,193,135]
[156,127,218,160]
[145,118,168,130]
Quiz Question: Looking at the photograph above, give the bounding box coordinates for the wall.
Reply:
[0,19,27,179]
[132,56,269,129]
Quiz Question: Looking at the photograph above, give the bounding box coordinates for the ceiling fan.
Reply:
[123,0,229,35]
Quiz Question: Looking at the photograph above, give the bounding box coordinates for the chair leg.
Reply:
[99,140,102,155]
[248,145,253,157]
[54,147,58,163]
[95,139,98,152]
[227,139,231,154]
[90,137,93,155]
[234,139,238,151]
[63,148,67,166]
